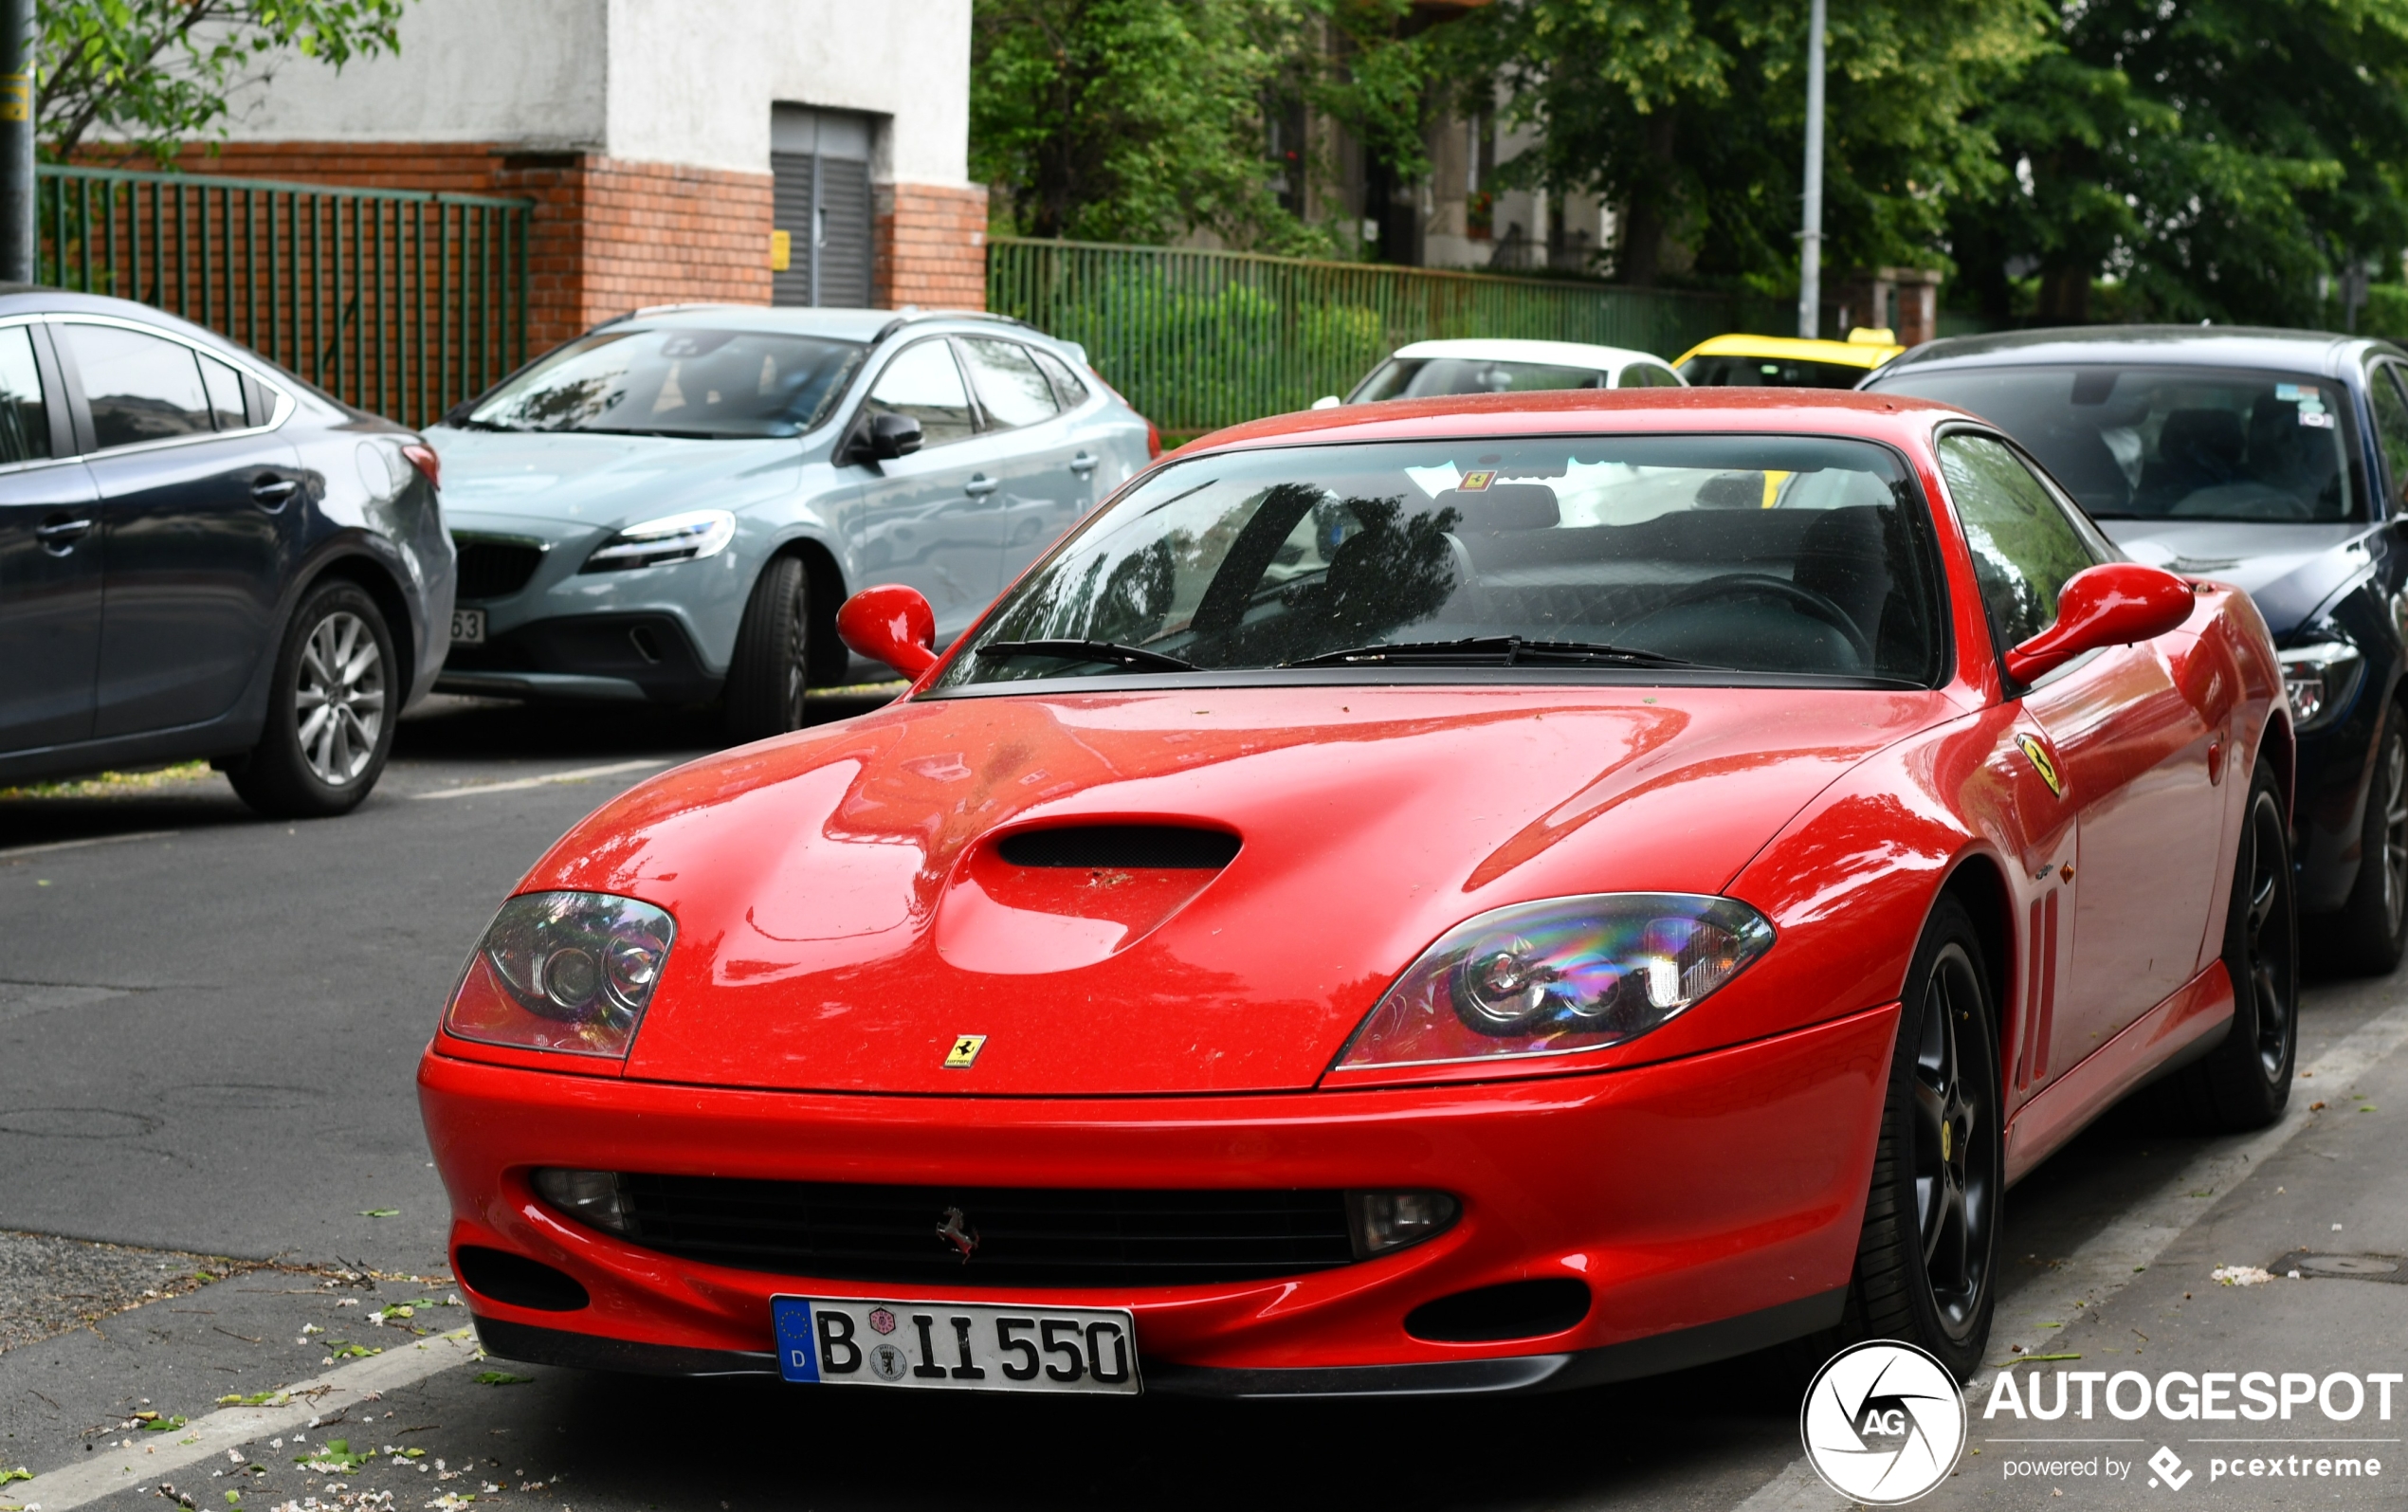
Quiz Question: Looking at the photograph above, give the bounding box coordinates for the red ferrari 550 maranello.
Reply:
[420,388,2294,1395]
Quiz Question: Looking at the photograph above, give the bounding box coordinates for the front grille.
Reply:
[454,538,544,599]
[615,1175,1356,1288]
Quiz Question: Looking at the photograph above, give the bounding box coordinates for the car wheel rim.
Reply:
[2243,789,2297,1082]
[2381,732,2407,939]
[781,577,809,730]
[1913,944,1993,1340]
[294,610,385,788]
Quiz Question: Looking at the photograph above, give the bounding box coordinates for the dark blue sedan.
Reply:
[0,290,451,816]
[1869,328,2408,972]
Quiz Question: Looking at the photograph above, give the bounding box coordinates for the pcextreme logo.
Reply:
[1801,1340,1969,1504]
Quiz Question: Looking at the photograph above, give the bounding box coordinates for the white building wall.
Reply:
[214,0,972,185]
[218,0,608,151]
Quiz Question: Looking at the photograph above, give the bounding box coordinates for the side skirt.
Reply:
[2003,959,2235,1184]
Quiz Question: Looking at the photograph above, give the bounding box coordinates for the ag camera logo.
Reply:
[1802,1340,1969,1504]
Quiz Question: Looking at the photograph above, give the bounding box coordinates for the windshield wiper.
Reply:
[1284,635,1700,669]
[976,638,1197,672]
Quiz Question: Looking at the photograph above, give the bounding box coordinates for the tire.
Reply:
[2166,758,2299,1130]
[225,580,397,819]
[2319,705,2408,975]
[1836,895,2002,1382]
[722,553,811,744]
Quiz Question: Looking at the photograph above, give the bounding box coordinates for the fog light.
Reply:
[532,1168,632,1235]
[1346,1190,1459,1258]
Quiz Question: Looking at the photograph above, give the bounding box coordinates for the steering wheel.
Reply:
[1646,573,1874,667]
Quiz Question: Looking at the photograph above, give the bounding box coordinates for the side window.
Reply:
[1031,348,1090,409]
[61,322,213,449]
[198,353,246,429]
[1938,430,2104,652]
[2370,363,2408,509]
[866,339,976,446]
[0,325,52,464]
[958,337,1059,430]
[1644,364,1682,388]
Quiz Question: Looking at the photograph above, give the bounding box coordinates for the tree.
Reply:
[1439,0,2048,287]
[40,1,411,164]
[1948,0,2408,325]
[972,0,1319,246]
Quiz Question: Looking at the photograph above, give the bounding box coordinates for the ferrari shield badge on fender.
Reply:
[943,1034,987,1068]
[2016,734,2064,796]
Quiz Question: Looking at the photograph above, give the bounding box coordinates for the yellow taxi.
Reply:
[1672,328,1906,389]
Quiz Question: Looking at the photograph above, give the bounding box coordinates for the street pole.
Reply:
[0,0,31,285]
[1797,0,1826,340]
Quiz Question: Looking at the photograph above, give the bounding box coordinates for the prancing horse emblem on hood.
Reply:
[936,1206,980,1262]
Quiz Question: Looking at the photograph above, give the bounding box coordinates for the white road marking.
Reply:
[1732,993,2408,1512]
[411,756,673,800]
[0,829,177,863]
[15,1326,482,1510]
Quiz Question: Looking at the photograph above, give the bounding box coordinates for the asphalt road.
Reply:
[1,693,2403,1512]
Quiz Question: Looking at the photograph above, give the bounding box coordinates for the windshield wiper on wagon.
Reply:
[976,638,1198,672]
[1283,635,1700,669]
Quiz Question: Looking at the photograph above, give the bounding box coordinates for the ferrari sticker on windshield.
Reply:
[1458,469,1496,491]
[943,1034,988,1068]
[2016,734,2064,796]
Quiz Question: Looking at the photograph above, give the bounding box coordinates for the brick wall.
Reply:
[167,144,982,343]
[875,183,989,310]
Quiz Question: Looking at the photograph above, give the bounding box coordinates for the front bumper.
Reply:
[418,1002,1895,1395]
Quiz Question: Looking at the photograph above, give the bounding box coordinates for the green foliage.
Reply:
[1947,0,2408,326]
[40,1,411,164]
[971,0,1432,252]
[1440,0,2047,285]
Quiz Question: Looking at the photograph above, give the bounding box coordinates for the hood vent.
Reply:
[996,825,1240,870]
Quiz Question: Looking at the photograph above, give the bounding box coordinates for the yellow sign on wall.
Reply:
[769,229,792,272]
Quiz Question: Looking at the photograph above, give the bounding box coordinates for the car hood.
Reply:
[528,683,1956,1096]
[428,426,807,533]
[2098,519,2372,636]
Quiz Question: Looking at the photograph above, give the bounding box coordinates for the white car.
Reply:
[1315,337,1687,408]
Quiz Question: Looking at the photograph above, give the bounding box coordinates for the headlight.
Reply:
[443,891,675,1058]
[580,508,736,572]
[2279,638,2362,731]
[1336,894,1775,1070]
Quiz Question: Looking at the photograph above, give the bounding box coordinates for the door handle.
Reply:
[962,474,1000,498]
[1069,451,1100,476]
[251,475,301,510]
[34,515,92,552]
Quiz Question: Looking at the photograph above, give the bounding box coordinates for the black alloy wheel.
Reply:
[1839,895,2001,1381]
[724,554,812,744]
[2324,708,2408,975]
[2169,759,2298,1129]
[223,579,399,819]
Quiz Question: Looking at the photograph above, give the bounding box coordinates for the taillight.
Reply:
[1145,420,1162,460]
[401,443,441,489]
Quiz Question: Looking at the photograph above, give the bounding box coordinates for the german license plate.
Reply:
[770,1295,1140,1395]
[449,608,485,646]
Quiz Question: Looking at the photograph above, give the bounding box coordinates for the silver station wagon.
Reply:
[429,307,1158,740]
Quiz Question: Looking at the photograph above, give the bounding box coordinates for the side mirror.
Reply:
[1310,395,1341,410]
[2004,562,2196,683]
[836,583,939,678]
[839,411,924,465]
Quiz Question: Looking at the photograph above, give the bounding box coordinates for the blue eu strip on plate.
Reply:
[772,1295,820,1382]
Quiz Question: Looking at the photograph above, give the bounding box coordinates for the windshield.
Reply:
[934,435,1948,689]
[1679,354,1870,389]
[1870,365,2359,522]
[465,327,865,438]
[1350,356,1611,401]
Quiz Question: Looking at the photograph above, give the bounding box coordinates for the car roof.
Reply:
[1876,323,2402,380]
[1174,387,1974,457]
[1673,332,1906,369]
[1390,337,1668,369]
[604,304,1049,347]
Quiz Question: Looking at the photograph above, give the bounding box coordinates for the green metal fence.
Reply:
[35,164,532,429]
[988,236,1798,438]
